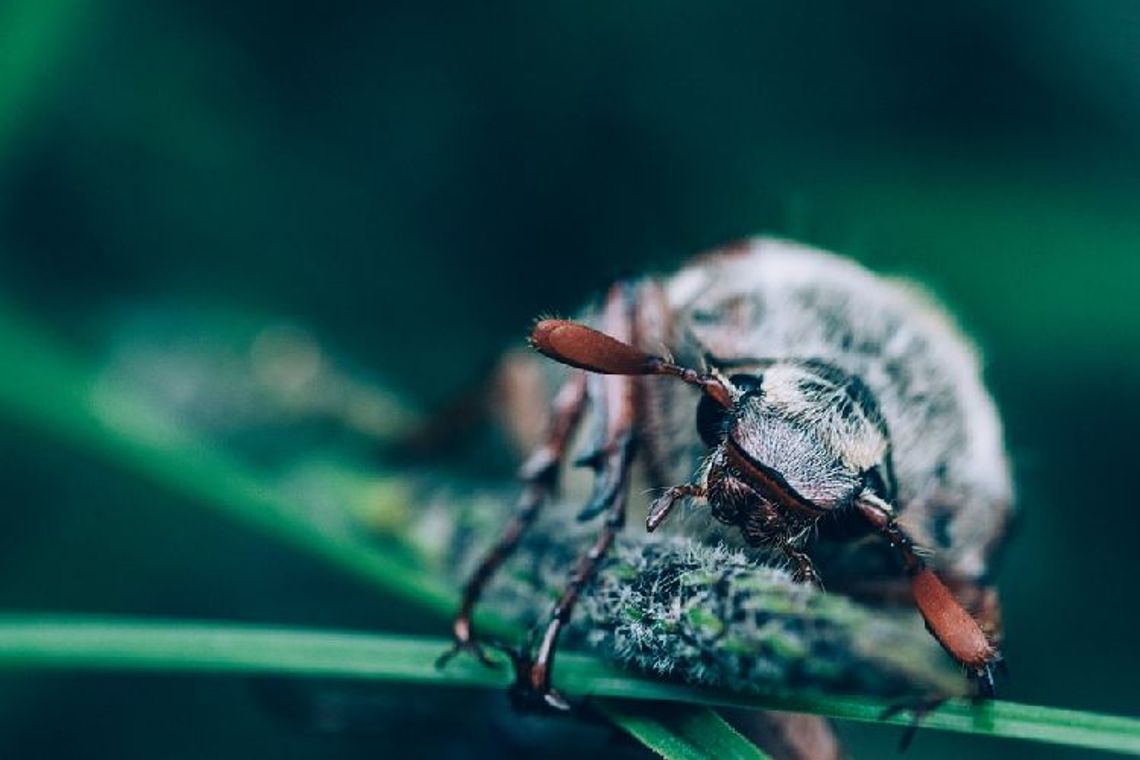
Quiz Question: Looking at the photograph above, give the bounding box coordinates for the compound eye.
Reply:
[696,394,729,447]
[729,373,763,397]
[696,373,762,446]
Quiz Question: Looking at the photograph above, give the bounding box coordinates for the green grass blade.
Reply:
[0,615,509,688]
[0,616,1136,757]
[597,700,771,760]
[0,308,469,625]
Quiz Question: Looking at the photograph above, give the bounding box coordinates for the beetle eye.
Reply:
[696,394,729,447]
[695,373,762,446]
[728,373,763,396]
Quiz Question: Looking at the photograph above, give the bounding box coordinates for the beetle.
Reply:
[440,237,1013,711]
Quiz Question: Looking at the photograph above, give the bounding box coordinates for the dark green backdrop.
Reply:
[1,1,1138,758]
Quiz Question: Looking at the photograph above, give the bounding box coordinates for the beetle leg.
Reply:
[951,580,1004,646]
[510,282,641,711]
[437,369,589,669]
[646,482,706,531]
[515,432,637,711]
[947,579,1005,697]
[781,544,823,588]
[856,494,1000,696]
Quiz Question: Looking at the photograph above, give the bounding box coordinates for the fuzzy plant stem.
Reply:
[366,476,969,700]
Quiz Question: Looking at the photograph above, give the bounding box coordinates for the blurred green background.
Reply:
[1,1,1138,757]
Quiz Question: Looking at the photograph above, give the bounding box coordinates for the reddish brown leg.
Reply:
[511,282,642,711]
[646,483,705,531]
[827,577,1003,645]
[947,580,1003,646]
[438,369,588,668]
[515,433,636,711]
[857,495,1000,696]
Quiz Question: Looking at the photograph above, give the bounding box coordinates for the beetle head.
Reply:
[530,320,894,527]
[697,362,889,521]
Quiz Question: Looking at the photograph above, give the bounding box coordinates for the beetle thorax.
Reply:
[748,360,891,475]
[698,359,892,521]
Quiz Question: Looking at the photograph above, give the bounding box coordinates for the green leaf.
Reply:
[0,616,1136,757]
[597,700,771,760]
[0,307,475,628]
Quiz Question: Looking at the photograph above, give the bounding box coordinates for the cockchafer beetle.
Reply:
[440,237,1013,711]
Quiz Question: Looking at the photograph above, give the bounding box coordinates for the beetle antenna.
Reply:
[529,319,736,408]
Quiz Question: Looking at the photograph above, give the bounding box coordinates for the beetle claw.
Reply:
[435,634,504,671]
[969,659,1001,700]
[484,641,576,714]
[510,682,572,713]
[879,695,946,752]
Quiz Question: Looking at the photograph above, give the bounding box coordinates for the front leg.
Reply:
[856,493,1000,696]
